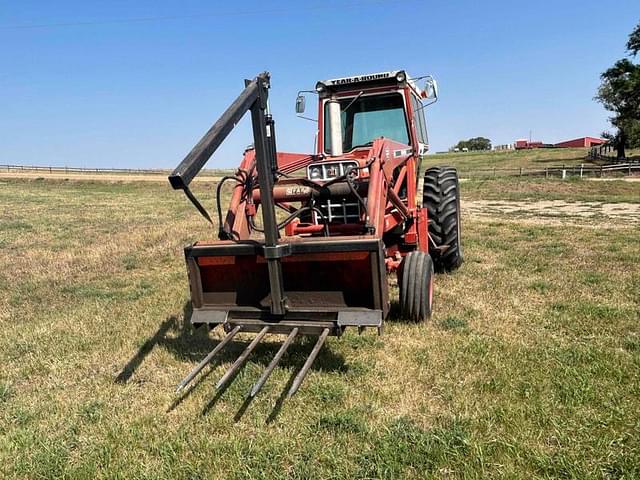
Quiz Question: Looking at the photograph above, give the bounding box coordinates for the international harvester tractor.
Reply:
[169,70,462,397]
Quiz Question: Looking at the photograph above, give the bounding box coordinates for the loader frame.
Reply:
[171,73,290,316]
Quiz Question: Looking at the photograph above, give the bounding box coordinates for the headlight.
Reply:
[308,166,322,179]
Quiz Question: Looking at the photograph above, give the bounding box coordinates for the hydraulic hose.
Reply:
[216,175,243,239]
[249,205,329,236]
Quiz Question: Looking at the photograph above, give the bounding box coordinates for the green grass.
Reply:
[462,176,640,203]
[0,177,639,478]
[425,147,591,172]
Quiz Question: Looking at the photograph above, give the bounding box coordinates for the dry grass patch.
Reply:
[462,176,640,203]
[0,177,639,479]
[426,148,590,171]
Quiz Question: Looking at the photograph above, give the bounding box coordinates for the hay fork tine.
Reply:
[175,325,242,393]
[216,326,270,390]
[287,328,330,398]
[249,327,298,398]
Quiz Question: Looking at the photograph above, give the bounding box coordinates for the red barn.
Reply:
[514,139,544,149]
[555,136,606,148]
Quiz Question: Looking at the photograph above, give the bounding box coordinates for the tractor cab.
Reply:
[289,71,438,235]
[296,70,437,159]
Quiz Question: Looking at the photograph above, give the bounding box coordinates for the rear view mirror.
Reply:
[424,77,438,100]
[294,90,318,123]
[295,94,306,114]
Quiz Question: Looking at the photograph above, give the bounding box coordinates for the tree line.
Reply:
[596,21,640,159]
[451,137,492,152]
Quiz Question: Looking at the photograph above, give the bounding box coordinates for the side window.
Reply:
[411,95,428,145]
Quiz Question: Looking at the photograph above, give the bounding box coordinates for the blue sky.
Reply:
[1,0,638,168]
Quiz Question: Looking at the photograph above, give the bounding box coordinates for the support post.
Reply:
[249,75,288,316]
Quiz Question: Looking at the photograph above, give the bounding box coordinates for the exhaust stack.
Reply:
[327,98,343,156]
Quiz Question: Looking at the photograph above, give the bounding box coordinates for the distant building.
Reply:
[515,139,544,149]
[513,136,606,150]
[554,136,606,148]
[493,144,513,151]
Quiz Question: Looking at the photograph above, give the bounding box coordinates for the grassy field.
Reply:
[0,148,593,183]
[426,148,591,171]
[1,177,639,479]
[463,177,640,203]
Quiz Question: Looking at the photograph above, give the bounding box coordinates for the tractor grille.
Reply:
[316,198,361,224]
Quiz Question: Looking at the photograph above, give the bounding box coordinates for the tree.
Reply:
[596,21,640,159]
[628,21,640,56]
[453,137,492,151]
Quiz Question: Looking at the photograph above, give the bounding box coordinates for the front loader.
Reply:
[169,70,462,398]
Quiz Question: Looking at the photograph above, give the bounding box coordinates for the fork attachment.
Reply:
[175,325,332,398]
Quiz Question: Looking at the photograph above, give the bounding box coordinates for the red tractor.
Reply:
[170,70,462,397]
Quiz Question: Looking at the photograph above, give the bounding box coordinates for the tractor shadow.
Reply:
[115,302,210,383]
[115,301,347,420]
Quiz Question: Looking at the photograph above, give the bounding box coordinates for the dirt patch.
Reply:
[463,199,640,224]
[588,177,640,182]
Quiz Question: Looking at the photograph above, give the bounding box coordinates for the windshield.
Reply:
[324,93,409,152]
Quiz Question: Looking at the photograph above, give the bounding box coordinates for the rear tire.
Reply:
[398,251,433,322]
[423,166,463,272]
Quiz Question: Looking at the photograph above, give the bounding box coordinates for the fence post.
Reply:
[493,167,496,177]
[600,166,603,178]
[545,168,548,178]
[519,167,522,177]
[629,165,632,176]
[580,164,583,178]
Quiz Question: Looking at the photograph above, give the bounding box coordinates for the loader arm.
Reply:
[169,72,288,316]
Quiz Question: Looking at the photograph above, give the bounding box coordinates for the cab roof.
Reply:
[316,70,424,97]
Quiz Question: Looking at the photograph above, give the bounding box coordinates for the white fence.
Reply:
[459,163,640,179]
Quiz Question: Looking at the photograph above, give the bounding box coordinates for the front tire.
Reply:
[399,251,434,322]
[423,166,463,272]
